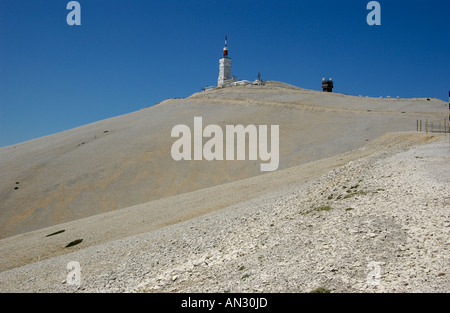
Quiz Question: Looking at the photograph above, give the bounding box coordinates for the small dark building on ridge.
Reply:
[322,78,333,92]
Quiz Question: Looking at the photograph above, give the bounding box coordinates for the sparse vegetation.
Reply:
[316,205,333,212]
[241,274,251,280]
[305,205,333,214]
[344,190,369,199]
[324,181,376,202]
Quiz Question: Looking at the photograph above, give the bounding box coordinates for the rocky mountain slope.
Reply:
[0,132,448,292]
[0,82,446,239]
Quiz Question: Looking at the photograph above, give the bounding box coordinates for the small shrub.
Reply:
[315,205,333,212]
[344,190,369,199]
[305,205,333,214]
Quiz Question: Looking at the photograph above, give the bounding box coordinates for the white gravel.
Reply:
[0,134,448,293]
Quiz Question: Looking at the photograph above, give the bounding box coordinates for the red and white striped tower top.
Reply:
[223,36,228,58]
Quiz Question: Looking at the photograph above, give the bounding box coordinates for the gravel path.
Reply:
[0,133,448,293]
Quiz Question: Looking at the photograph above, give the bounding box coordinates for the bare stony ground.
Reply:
[0,82,446,239]
[0,82,448,293]
[0,132,448,293]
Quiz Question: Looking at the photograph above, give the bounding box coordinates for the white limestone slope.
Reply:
[0,132,448,292]
[0,82,445,240]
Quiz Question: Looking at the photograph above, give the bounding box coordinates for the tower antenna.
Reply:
[223,35,228,58]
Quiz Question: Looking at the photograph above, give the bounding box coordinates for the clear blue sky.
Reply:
[1,0,449,147]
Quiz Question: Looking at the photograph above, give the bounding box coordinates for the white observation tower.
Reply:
[218,36,232,87]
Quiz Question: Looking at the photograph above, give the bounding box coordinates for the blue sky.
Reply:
[0,0,449,147]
